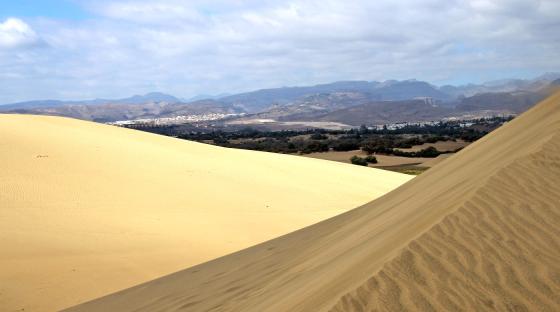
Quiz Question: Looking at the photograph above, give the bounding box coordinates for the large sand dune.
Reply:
[0,115,411,311]
[68,91,560,311]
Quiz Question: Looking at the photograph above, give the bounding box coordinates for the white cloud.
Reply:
[0,18,41,49]
[0,0,559,103]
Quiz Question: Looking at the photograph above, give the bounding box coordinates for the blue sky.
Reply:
[0,0,89,20]
[0,0,559,103]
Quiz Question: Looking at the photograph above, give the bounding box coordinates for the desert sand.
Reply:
[0,115,411,311]
[68,91,560,311]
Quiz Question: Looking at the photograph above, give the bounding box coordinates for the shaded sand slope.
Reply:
[68,91,560,312]
[0,115,411,312]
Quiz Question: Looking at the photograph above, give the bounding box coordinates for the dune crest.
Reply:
[0,115,410,312]
[67,91,560,312]
[332,137,560,311]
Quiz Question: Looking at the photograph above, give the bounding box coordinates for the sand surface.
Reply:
[68,91,560,311]
[415,153,453,168]
[0,115,411,311]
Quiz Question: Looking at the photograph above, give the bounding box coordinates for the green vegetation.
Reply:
[350,155,378,166]
[127,116,512,157]
[350,155,369,166]
[310,133,328,140]
[364,155,378,163]
[393,146,442,158]
[393,167,429,175]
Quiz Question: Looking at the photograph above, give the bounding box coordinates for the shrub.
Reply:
[332,139,361,151]
[310,133,328,140]
[364,155,378,164]
[393,146,440,158]
[350,155,368,166]
[417,146,440,157]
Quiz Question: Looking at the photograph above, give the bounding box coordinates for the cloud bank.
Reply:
[1,0,559,103]
[0,18,41,49]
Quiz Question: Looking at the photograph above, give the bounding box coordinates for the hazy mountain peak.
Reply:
[122,92,180,104]
[532,72,560,82]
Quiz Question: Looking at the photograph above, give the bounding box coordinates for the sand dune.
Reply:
[0,115,411,312]
[67,91,560,311]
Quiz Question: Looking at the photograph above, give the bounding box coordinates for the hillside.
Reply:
[317,99,452,126]
[3,76,557,126]
[456,90,548,114]
[0,115,411,312]
[68,91,560,311]
[220,80,449,113]
[6,99,240,123]
[0,92,181,111]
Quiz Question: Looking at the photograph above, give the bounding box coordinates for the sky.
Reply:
[0,0,559,103]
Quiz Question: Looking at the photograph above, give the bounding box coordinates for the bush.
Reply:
[393,146,440,158]
[310,133,328,140]
[332,139,361,151]
[417,146,440,157]
[350,155,368,166]
[300,141,329,154]
[364,155,378,164]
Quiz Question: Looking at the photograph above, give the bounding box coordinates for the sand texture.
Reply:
[67,91,560,311]
[0,115,410,312]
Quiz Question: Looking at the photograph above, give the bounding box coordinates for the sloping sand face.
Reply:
[0,115,411,312]
[67,91,560,312]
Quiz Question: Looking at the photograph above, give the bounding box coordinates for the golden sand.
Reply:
[68,92,560,311]
[0,115,410,311]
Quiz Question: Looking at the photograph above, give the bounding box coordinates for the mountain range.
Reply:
[0,92,182,111]
[2,73,559,125]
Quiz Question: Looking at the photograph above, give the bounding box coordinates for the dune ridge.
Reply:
[0,114,410,312]
[331,135,560,311]
[67,91,560,312]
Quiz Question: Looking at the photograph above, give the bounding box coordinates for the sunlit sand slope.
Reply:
[68,91,560,312]
[0,114,411,312]
[332,135,560,311]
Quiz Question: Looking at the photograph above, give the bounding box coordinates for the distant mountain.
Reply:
[0,100,67,111]
[6,100,241,123]
[241,92,372,122]
[439,72,560,98]
[0,92,180,111]
[263,89,546,127]
[187,93,232,102]
[220,80,451,113]
[532,72,560,82]
[2,73,558,125]
[220,81,378,113]
[551,78,560,86]
[114,92,181,104]
[226,80,452,122]
[373,80,451,101]
[316,99,452,126]
[455,91,548,114]
[243,78,557,126]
